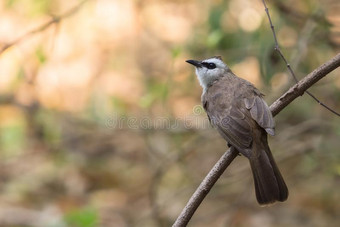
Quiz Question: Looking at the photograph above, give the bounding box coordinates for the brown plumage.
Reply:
[187,56,288,205]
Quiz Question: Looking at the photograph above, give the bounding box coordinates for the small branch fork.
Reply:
[0,0,89,55]
[270,53,340,116]
[262,0,340,117]
[172,52,340,227]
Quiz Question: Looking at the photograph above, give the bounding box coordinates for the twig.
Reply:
[0,0,89,55]
[270,53,340,116]
[172,53,340,227]
[262,0,340,117]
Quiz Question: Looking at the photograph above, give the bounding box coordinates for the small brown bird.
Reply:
[186,56,288,205]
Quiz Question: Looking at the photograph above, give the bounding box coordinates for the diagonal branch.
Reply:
[270,52,340,116]
[0,0,89,55]
[172,52,340,227]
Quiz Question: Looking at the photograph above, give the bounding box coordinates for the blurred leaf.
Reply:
[140,80,169,108]
[111,96,127,115]
[335,165,340,176]
[30,0,51,16]
[5,0,16,8]
[35,46,47,64]
[159,83,169,102]
[11,66,25,89]
[35,110,62,145]
[140,93,155,108]
[208,6,224,31]
[171,46,182,59]
[65,208,98,227]
[207,30,223,49]
[0,123,25,157]
[6,0,52,16]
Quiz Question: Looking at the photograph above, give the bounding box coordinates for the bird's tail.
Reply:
[249,142,288,205]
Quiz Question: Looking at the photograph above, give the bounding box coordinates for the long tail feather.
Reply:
[249,145,288,205]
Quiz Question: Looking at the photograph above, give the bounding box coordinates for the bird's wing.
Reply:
[203,85,253,150]
[214,105,253,149]
[244,88,275,136]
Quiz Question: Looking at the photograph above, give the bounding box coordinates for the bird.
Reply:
[186,56,288,205]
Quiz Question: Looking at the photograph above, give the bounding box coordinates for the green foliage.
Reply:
[111,96,128,115]
[208,6,224,31]
[5,0,52,16]
[140,80,169,108]
[36,45,47,64]
[171,46,182,59]
[0,121,26,157]
[12,67,25,89]
[30,0,51,16]
[64,208,98,227]
[5,0,16,8]
[207,30,223,49]
[35,110,62,146]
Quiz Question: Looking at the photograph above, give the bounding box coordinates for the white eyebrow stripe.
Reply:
[202,58,226,67]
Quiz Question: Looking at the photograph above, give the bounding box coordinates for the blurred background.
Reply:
[0,0,340,226]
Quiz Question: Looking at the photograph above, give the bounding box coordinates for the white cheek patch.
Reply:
[206,68,219,77]
[196,67,208,79]
[195,67,223,91]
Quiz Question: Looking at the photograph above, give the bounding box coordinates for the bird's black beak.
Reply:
[186,59,202,68]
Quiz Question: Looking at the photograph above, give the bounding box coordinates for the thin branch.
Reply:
[0,0,89,55]
[262,0,340,117]
[270,53,340,116]
[172,53,340,227]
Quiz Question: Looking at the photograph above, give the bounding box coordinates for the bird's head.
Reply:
[186,56,229,91]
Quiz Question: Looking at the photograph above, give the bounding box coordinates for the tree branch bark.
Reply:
[172,52,340,227]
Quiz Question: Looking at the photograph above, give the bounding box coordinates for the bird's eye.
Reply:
[207,63,216,69]
[202,62,216,69]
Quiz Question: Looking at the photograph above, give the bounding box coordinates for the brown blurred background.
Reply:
[0,0,340,226]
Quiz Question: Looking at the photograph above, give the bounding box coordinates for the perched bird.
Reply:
[186,56,288,205]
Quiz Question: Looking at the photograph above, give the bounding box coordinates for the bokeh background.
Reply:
[0,0,340,226]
